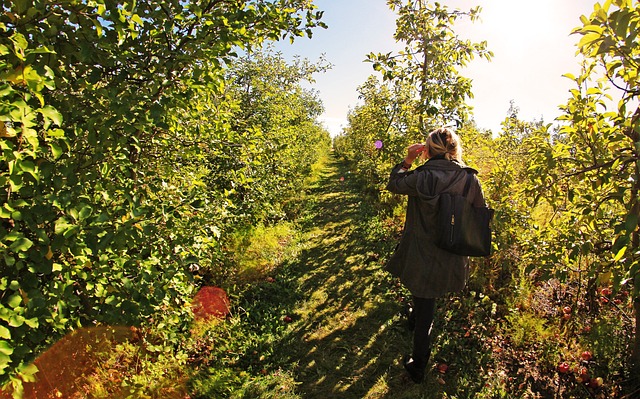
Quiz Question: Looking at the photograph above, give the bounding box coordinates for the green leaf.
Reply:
[3,255,15,267]
[0,340,12,356]
[93,19,104,36]
[8,315,25,328]
[9,238,33,252]
[49,142,63,159]
[578,32,602,52]
[18,160,36,175]
[13,0,30,13]
[0,353,10,374]
[63,225,80,238]
[22,127,40,150]
[615,10,632,38]
[78,205,93,220]
[25,46,55,55]
[46,128,65,138]
[613,246,627,262]
[17,363,38,383]
[24,318,38,328]
[39,105,62,126]
[54,217,71,235]
[9,173,22,191]
[0,325,10,340]
[7,294,21,309]
[131,14,144,26]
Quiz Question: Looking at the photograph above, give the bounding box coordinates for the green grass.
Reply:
[229,222,296,283]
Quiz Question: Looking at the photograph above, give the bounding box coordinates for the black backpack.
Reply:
[435,171,494,257]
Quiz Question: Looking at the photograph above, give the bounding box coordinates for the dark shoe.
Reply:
[403,355,425,384]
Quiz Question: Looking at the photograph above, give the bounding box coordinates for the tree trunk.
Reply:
[633,295,640,374]
[631,120,640,378]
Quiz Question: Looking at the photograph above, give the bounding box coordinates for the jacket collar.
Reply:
[417,158,478,174]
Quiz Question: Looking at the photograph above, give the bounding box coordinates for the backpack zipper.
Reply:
[450,213,455,243]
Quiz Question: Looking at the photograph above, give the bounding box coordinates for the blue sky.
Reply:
[275,0,597,136]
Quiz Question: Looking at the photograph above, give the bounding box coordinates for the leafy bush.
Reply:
[230,222,296,283]
[505,312,552,348]
[0,0,328,391]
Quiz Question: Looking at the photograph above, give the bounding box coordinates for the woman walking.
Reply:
[385,127,487,383]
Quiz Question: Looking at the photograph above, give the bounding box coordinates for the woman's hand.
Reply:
[404,143,426,166]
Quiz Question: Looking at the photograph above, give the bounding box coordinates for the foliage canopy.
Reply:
[0,0,329,390]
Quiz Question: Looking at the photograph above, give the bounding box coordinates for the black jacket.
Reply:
[385,158,486,298]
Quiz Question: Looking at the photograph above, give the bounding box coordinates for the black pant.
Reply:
[411,296,436,370]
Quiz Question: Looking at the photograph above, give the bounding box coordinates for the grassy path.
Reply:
[267,155,485,398]
[276,155,409,398]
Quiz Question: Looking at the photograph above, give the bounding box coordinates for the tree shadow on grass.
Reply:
[267,156,492,399]
[272,157,408,398]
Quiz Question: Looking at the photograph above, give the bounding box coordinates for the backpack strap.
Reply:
[462,170,474,197]
[427,170,437,196]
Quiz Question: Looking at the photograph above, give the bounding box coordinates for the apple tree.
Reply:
[333,76,420,200]
[0,0,325,389]
[525,0,640,373]
[366,0,492,130]
[222,47,331,223]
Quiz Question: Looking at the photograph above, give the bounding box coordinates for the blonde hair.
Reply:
[424,127,464,164]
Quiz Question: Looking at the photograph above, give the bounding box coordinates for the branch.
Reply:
[560,155,635,179]
[624,105,640,142]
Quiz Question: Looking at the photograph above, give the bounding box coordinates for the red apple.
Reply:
[581,351,592,361]
[563,306,572,314]
[600,287,612,296]
[589,377,603,388]
[558,362,570,374]
[283,315,293,323]
[437,363,449,374]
